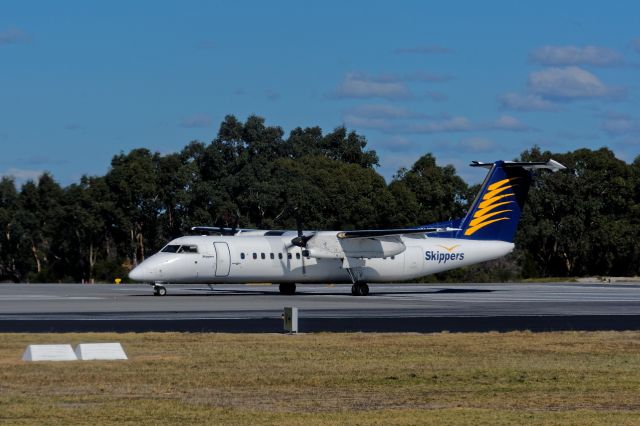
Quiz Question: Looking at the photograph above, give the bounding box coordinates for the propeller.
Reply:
[290,210,313,248]
[230,210,240,235]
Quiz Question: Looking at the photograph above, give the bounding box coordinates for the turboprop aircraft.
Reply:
[129,159,565,296]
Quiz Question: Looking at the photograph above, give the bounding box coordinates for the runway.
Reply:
[1,282,640,332]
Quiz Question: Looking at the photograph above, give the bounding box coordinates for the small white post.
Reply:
[284,307,298,333]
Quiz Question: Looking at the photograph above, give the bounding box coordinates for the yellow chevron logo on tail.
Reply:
[464,177,518,236]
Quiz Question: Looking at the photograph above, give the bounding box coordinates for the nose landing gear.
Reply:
[153,284,167,296]
[351,282,369,296]
[279,283,296,295]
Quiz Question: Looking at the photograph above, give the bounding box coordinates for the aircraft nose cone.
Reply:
[129,265,148,282]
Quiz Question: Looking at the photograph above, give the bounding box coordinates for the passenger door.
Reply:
[214,242,231,277]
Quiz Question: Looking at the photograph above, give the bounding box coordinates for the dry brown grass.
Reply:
[1,332,640,425]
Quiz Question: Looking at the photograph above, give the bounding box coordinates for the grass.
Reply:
[1,332,640,425]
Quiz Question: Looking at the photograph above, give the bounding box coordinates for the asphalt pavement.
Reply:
[1,282,639,332]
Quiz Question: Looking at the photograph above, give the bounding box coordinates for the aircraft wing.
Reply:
[301,227,460,260]
[190,226,256,235]
[336,227,457,239]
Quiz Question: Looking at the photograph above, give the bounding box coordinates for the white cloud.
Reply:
[486,115,532,132]
[1,168,43,182]
[379,153,424,181]
[380,136,414,152]
[500,92,559,111]
[65,123,82,131]
[406,116,472,133]
[180,113,212,128]
[556,130,599,141]
[425,91,448,102]
[0,28,31,45]
[19,155,69,166]
[355,71,451,83]
[394,45,452,54]
[265,90,281,101]
[601,113,640,136]
[334,73,411,100]
[344,104,425,119]
[332,71,450,101]
[343,115,393,130]
[458,138,496,153]
[352,113,533,135]
[530,45,623,66]
[408,115,531,134]
[342,104,423,130]
[404,71,452,82]
[528,66,621,100]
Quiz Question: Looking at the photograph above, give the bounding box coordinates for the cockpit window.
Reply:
[161,244,198,254]
[177,245,198,254]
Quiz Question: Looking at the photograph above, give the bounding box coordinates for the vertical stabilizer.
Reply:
[440,159,565,242]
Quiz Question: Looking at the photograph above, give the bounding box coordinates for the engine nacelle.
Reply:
[306,231,406,259]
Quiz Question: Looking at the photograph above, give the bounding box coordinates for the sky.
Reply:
[1,1,639,186]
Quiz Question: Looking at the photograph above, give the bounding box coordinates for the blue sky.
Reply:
[1,1,639,185]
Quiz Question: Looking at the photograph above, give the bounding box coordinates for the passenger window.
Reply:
[240,253,245,260]
[287,253,292,259]
[296,253,300,259]
[270,253,274,259]
[278,253,283,259]
[261,253,265,259]
[253,253,257,259]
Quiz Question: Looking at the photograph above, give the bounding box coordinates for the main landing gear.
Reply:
[351,282,369,296]
[345,266,370,296]
[153,284,167,296]
[279,283,296,295]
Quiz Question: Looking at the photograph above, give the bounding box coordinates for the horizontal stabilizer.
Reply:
[470,159,566,172]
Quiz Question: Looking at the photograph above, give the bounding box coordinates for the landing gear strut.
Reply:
[351,282,369,296]
[345,266,370,296]
[153,284,167,296]
[279,283,296,295]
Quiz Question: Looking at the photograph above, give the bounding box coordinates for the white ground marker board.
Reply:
[22,344,78,361]
[74,343,128,360]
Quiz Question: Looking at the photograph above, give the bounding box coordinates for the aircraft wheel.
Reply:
[361,283,369,296]
[154,285,167,296]
[279,283,296,295]
[351,283,369,296]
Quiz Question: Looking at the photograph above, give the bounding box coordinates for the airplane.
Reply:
[129,159,565,296]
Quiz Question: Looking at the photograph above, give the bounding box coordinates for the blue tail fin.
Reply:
[424,159,565,242]
[459,161,532,241]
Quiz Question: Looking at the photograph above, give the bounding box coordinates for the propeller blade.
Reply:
[295,210,303,238]
[231,210,240,233]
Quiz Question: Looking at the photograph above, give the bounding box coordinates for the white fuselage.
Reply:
[129,234,514,284]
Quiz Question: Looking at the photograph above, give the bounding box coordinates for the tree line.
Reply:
[0,115,638,283]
